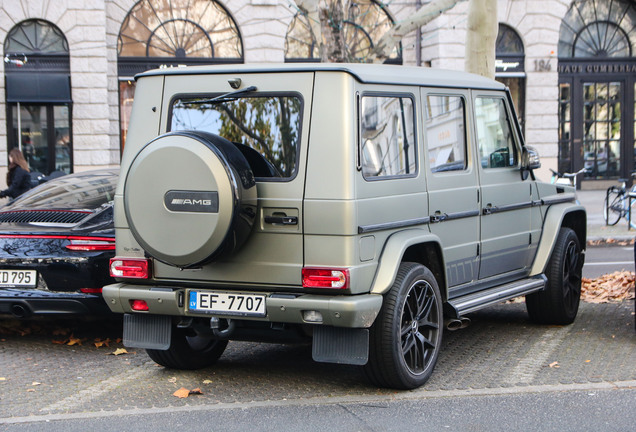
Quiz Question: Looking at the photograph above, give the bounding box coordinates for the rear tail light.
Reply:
[66,237,116,251]
[302,268,349,289]
[110,258,150,279]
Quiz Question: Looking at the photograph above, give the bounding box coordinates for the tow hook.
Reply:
[210,317,235,339]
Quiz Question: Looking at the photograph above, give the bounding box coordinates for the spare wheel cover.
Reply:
[125,132,241,267]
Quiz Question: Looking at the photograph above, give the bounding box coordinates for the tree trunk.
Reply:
[464,0,497,79]
[320,0,346,62]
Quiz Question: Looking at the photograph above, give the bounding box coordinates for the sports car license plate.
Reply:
[188,291,266,317]
[0,270,37,287]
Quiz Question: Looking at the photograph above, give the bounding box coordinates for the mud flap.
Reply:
[312,326,369,365]
[123,314,171,350]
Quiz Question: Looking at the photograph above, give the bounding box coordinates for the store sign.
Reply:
[495,57,524,73]
[558,62,636,74]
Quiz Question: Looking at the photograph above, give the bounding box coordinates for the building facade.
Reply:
[1,0,635,188]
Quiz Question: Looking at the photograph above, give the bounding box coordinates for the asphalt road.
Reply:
[583,245,635,278]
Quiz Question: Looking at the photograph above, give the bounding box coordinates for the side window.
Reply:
[360,95,416,179]
[425,95,467,172]
[474,97,518,169]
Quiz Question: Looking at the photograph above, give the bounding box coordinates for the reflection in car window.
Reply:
[425,95,466,172]
[361,95,416,178]
[10,170,118,209]
[170,95,302,179]
[475,97,518,169]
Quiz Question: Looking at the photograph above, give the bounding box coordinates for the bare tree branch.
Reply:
[367,0,467,63]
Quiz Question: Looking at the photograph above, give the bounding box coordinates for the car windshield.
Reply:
[9,169,119,210]
[170,94,302,179]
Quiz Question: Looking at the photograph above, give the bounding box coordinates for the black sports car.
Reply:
[0,169,118,318]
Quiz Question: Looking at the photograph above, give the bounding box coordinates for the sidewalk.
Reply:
[576,189,636,243]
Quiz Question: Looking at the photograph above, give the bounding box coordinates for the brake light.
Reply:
[302,268,349,289]
[110,258,150,279]
[130,299,149,311]
[66,237,116,251]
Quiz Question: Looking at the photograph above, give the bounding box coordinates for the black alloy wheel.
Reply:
[365,262,443,389]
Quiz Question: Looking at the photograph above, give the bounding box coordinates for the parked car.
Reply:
[104,64,586,389]
[0,169,118,318]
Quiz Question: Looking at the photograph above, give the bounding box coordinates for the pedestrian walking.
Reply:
[0,148,32,200]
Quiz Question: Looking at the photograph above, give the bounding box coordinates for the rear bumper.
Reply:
[103,283,383,328]
[0,288,112,318]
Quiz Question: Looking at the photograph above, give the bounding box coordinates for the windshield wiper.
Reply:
[179,86,258,105]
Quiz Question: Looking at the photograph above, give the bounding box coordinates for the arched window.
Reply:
[4,20,72,176]
[495,24,525,133]
[559,0,636,58]
[117,0,244,149]
[118,0,243,75]
[285,0,401,63]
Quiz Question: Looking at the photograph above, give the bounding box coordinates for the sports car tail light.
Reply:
[66,237,116,251]
[130,299,149,311]
[0,235,115,251]
[302,268,349,289]
[110,258,150,279]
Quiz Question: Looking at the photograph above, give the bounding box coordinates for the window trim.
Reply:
[358,92,418,182]
[167,91,305,183]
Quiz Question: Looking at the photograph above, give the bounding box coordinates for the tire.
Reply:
[146,327,228,370]
[603,187,622,226]
[526,227,582,325]
[364,262,443,390]
[124,131,257,268]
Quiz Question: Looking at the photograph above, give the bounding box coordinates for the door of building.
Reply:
[7,104,72,176]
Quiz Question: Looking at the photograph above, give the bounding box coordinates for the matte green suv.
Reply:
[103,64,586,389]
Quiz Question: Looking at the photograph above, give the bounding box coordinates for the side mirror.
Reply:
[521,146,541,180]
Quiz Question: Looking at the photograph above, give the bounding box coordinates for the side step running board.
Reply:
[445,275,547,318]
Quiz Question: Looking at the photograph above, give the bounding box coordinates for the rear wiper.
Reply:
[180,86,258,105]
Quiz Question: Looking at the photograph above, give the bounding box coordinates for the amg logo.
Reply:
[164,190,219,213]
[171,198,213,206]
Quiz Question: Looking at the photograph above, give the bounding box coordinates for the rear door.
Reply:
[421,89,480,288]
[473,92,534,280]
[155,72,314,287]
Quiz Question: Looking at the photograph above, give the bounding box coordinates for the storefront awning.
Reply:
[5,73,71,103]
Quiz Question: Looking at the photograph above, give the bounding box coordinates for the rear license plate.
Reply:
[0,270,37,287]
[188,291,266,317]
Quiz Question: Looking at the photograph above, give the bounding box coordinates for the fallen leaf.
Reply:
[168,377,177,383]
[202,379,213,384]
[0,377,6,381]
[549,361,559,368]
[94,338,111,348]
[173,387,190,398]
[190,388,203,395]
[52,339,67,345]
[26,389,35,392]
[115,338,122,344]
[581,271,635,303]
[67,335,82,346]
[110,348,128,356]
[31,382,41,386]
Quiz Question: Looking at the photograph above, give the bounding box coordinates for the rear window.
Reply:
[170,94,303,180]
[10,170,118,210]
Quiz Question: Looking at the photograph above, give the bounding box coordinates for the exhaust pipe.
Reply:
[445,316,471,331]
[10,303,32,319]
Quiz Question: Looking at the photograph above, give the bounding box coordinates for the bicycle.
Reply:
[604,173,636,229]
[549,167,588,188]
